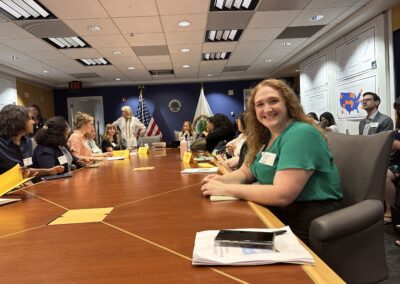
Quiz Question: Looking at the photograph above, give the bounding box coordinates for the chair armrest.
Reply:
[310,199,383,241]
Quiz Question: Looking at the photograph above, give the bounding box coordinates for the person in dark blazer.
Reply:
[358,92,393,135]
[33,116,81,174]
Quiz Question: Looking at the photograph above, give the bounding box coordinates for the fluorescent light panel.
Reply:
[210,0,259,11]
[205,29,242,42]
[44,36,89,49]
[0,0,53,19]
[202,52,231,60]
[77,58,111,66]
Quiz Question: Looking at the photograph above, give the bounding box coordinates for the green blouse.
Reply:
[250,121,342,201]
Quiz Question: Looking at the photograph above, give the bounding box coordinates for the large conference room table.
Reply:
[0,148,344,283]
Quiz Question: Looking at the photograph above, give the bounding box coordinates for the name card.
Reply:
[138,147,149,155]
[183,152,192,163]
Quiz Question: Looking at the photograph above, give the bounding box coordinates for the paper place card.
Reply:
[183,152,192,163]
[132,166,155,171]
[181,168,219,174]
[138,147,149,154]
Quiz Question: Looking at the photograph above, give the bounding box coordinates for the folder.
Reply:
[0,164,34,197]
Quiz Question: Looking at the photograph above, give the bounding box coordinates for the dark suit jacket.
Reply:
[358,111,394,135]
[33,145,78,174]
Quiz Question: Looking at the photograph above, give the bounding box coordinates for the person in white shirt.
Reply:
[113,106,146,149]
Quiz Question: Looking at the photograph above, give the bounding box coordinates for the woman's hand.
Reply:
[201,174,221,185]
[48,165,65,175]
[21,167,37,179]
[201,179,228,196]
[226,144,235,155]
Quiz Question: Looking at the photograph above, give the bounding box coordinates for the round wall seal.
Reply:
[168,99,182,112]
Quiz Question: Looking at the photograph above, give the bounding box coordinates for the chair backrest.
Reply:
[327,131,394,206]
[140,135,161,146]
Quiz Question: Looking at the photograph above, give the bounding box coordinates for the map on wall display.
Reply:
[337,76,376,119]
[300,55,327,93]
[301,90,328,116]
[335,27,376,81]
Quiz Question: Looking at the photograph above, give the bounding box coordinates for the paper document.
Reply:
[106,156,125,161]
[210,195,239,202]
[0,164,34,197]
[0,198,21,206]
[192,226,314,266]
[181,168,219,174]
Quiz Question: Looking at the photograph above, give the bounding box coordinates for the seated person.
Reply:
[319,112,339,132]
[205,114,235,152]
[85,127,112,157]
[307,112,319,124]
[0,105,64,176]
[201,79,343,245]
[101,124,124,152]
[223,112,248,169]
[68,112,104,162]
[33,116,81,173]
[178,121,196,141]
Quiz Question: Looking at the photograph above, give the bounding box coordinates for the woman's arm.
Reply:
[201,168,313,207]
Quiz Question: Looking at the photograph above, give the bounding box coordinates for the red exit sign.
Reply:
[69,81,82,89]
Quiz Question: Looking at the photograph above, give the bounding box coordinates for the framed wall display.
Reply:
[168,99,182,112]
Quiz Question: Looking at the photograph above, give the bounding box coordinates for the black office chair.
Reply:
[309,131,394,284]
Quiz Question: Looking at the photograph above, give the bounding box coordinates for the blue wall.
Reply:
[57,79,306,141]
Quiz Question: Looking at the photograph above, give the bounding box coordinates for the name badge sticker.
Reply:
[23,157,33,167]
[260,152,276,166]
[111,142,117,147]
[58,155,68,165]
[370,122,379,128]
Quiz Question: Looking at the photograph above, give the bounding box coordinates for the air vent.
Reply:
[223,65,249,72]
[0,0,55,20]
[69,73,101,79]
[76,58,111,66]
[202,52,231,61]
[210,0,260,11]
[43,36,90,49]
[205,29,243,42]
[149,69,174,76]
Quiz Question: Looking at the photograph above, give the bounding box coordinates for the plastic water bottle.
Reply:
[186,136,192,152]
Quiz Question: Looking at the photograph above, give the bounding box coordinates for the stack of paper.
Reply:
[106,156,125,161]
[192,226,314,266]
[181,168,219,174]
[0,198,21,206]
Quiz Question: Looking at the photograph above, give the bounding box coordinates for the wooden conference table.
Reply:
[0,149,344,283]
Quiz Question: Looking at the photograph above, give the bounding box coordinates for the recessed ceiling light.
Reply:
[128,66,136,70]
[43,70,50,73]
[280,42,292,47]
[182,64,190,68]
[207,74,213,77]
[180,48,190,53]
[265,59,272,63]
[310,15,324,21]
[178,20,191,27]
[112,50,123,55]
[11,55,18,60]
[295,69,300,72]
[115,78,121,81]
[87,25,101,31]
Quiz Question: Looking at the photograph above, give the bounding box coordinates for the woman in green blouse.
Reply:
[201,79,342,244]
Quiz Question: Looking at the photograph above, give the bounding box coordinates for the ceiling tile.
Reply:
[84,35,129,48]
[248,11,301,28]
[241,27,284,41]
[157,0,209,15]
[206,12,253,30]
[289,7,347,26]
[63,19,120,36]
[143,62,173,69]
[202,42,237,53]
[160,14,207,32]
[0,23,35,39]
[139,55,171,65]
[258,0,311,11]
[1,38,54,51]
[277,25,325,38]
[59,48,103,59]
[305,0,360,9]
[198,60,226,76]
[99,0,158,17]
[169,53,201,64]
[96,46,136,58]
[114,17,163,33]
[41,0,108,19]
[125,33,166,46]
[266,38,308,49]
[164,31,204,45]
[133,45,169,56]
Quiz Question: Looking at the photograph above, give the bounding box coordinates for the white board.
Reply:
[301,55,328,93]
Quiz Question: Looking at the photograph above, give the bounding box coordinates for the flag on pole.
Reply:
[193,85,213,134]
[135,88,162,137]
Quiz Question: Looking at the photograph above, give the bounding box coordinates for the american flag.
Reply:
[135,89,162,137]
